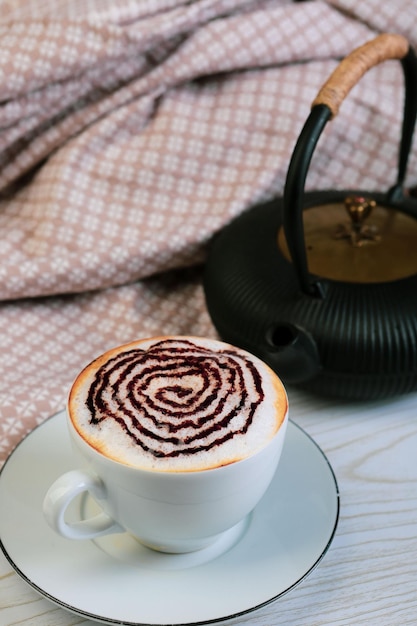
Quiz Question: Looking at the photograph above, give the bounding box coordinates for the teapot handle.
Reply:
[283,34,417,297]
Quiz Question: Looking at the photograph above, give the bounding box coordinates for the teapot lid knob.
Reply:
[333,196,380,247]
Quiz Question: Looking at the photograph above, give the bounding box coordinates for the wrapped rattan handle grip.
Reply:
[312,34,409,117]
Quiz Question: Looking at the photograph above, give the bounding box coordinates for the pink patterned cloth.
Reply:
[1,0,416,463]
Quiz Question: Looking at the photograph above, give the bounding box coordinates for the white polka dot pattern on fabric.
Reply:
[0,0,417,464]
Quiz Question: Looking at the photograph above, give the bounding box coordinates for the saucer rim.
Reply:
[0,412,340,626]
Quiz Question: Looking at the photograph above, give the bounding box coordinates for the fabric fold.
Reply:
[0,0,416,462]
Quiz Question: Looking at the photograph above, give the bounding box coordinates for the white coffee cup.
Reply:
[43,336,288,553]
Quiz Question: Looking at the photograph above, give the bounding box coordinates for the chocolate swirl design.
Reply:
[86,338,264,459]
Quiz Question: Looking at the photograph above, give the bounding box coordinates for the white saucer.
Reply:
[0,411,339,625]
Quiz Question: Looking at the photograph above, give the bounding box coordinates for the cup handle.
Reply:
[43,469,123,540]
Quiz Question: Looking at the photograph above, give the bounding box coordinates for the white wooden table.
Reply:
[1,387,417,625]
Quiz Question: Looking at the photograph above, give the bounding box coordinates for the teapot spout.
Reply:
[262,323,321,384]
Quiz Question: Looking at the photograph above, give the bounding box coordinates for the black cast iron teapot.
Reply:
[204,34,417,400]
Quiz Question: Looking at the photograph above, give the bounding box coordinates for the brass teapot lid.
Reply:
[278,195,417,283]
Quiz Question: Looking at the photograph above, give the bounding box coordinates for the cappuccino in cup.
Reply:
[44,336,288,553]
[69,336,287,472]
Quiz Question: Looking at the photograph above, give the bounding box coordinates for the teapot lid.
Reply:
[278,194,417,283]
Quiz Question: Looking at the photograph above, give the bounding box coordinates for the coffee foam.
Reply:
[68,336,288,472]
